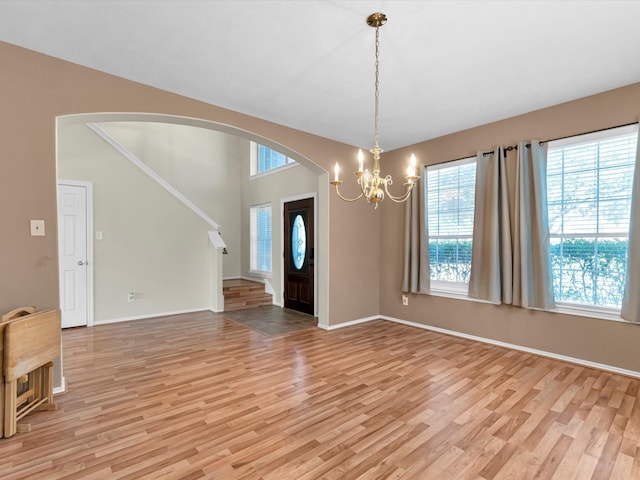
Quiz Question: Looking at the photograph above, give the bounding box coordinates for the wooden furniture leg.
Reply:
[4,379,17,438]
[0,381,4,438]
[43,362,55,407]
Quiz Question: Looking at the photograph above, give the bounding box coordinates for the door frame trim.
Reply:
[57,179,94,327]
[281,193,317,316]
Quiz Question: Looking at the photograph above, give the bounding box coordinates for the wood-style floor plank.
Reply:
[1,311,639,479]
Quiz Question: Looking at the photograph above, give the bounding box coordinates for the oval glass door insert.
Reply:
[292,214,306,270]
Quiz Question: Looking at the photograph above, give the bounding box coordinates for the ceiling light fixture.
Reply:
[331,12,419,209]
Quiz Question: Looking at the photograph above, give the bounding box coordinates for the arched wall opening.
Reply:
[55,112,329,327]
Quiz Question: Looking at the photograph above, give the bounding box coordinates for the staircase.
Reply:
[223,279,273,312]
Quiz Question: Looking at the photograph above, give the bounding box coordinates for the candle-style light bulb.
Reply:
[358,149,364,172]
[407,153,417,177]
[334,162,340,182]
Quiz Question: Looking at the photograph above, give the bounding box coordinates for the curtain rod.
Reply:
[541,120,638,145]
[423,120,639,166]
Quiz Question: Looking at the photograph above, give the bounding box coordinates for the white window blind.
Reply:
[547,125,638,309]
[427,157,477,286]
[250,204,272,273]
[252,144,296,175]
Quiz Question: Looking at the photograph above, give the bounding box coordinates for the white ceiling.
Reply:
[1,1,640,151]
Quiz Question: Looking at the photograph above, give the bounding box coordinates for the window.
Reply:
[250,142,296,176]
[427,157,477,290]
[250,204,272,275]
[547,125,638,310]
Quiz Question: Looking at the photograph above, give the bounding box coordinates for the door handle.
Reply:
[78,260,86,266]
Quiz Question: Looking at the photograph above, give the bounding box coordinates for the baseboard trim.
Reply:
[53,376,66,395]
[94,308,209,326]
[380,315,640,380]
[317,315,380,331]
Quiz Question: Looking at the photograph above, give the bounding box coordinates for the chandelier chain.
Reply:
[374,25,380,151]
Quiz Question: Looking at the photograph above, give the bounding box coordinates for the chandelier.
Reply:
[331,12,419,209]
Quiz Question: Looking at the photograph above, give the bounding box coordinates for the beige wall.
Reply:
[0,41,379,327]
[241,160,319,307]
[380,82,640,372]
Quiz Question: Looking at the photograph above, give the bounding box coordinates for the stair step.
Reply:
[223,285,266,296]
[224,294,273,312]
[223,279,272,312]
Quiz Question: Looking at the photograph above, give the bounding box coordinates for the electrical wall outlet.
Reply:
[402,295,409,306]
[30,219,45,236]
[128,292,135,302]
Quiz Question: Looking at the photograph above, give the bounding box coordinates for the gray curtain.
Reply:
[513,141,555,309]
[468,142,555,308]
[468,146,511,303]
[621,124,640,322]
[402,168,429,293]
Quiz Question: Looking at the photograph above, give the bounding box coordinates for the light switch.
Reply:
[30,219,45,236]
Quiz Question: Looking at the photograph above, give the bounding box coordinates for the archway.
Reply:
[56,112,329,327]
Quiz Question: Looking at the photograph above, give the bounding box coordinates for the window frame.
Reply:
[249,142,298,178]
[426,156,477,296]
[249,203,272,277]
[546,124,638,318]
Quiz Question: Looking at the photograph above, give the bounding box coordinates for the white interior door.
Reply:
[57,183,90,328]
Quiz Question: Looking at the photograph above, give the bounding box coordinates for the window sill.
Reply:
[428,283,498,305]
[248,270,272,279]
[551,302,624,324]
[427,284,627,323]
[249,162,298,180]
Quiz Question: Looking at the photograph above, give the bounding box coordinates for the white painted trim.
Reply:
[379,315,640,379]
[208,234,225,313]
[57,180,95,328]
[248,270,272,279]
[223,275,270,282]
[425,286,629,324]
[208,231,227,250]
[93,308,208,326]
[59,113,325,175]
[280,193,318,315]
[249,161,299,180]
[53,377,66,395]
[317,315,379,331]
[86,122,221,231]
[263,278,275,297]
[551,303,624,324]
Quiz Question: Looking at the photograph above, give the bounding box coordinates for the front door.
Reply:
[283,198,314,315]
[57,183,89,328]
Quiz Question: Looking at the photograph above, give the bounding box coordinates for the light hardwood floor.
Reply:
[1,311,639,479]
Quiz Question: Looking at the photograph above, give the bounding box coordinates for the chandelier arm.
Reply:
[332,183,365,202]
[383,181,417,203]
